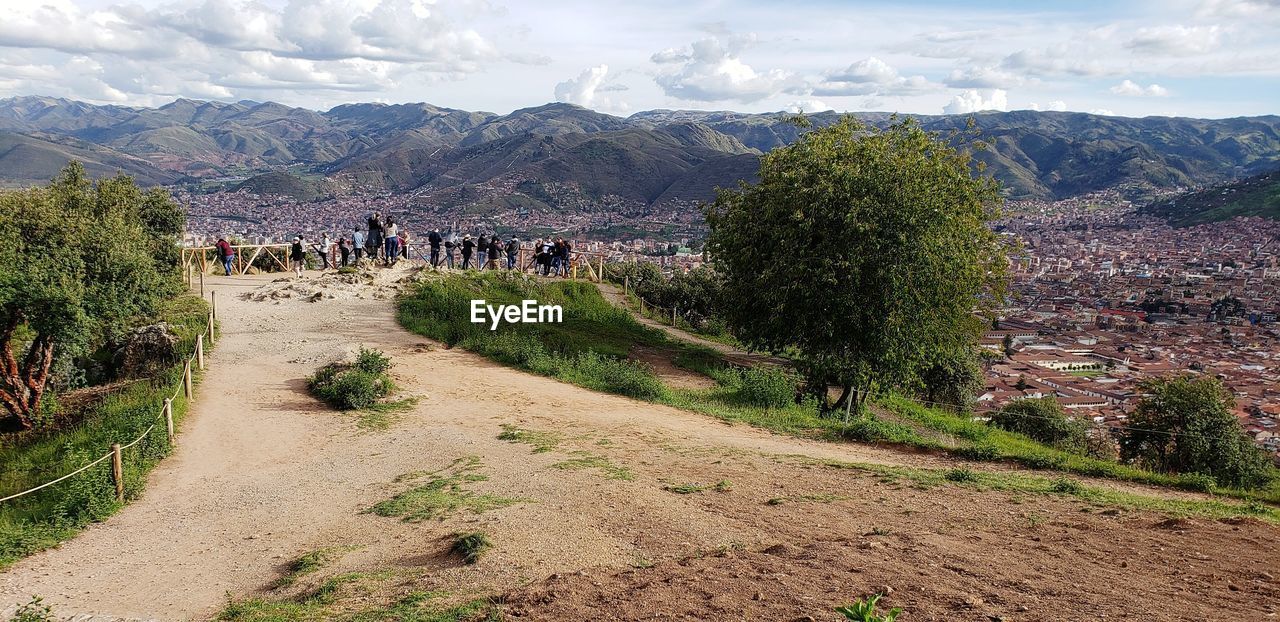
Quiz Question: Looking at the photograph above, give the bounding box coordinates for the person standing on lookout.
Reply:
[351,227,365,265]
[428,228,443,268]
[487,235,501,270]
[475,232,488,270]
[383,218,400,266]
[215,236,235,276]
[444,233,457,269]
[367,212,383,262]
[290,236,305,277]
[461,234,475,269]
[338,236,350,267]
[316,233,332,270]
[505,237,519,270]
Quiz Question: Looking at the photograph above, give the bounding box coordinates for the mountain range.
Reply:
[2,95,1280,217]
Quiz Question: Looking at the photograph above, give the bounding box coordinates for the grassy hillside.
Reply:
[1142,169,1280,226]
[398,273,1280,507]
[233,171,332,202]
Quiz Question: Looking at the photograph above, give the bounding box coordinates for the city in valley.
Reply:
[184,186,1280,463]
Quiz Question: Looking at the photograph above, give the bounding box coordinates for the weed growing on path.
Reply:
[368,457,523,522]
[552,452,634,481]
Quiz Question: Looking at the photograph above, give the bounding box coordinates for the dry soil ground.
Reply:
[1,268,1277,621]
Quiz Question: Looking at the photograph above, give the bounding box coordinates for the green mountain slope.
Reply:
[0,131,180,187]
[1141,169,1280,226]
[233,172,333,202]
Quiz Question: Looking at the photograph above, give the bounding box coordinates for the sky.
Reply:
[0,0,1277,118]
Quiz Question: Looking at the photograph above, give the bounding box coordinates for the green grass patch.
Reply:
[357,397,419,431]
[222,570,500,622]
[451,531,492,565]
[551,451,634,481]
[308,348,396,411]
[879,395,1280,504]
[0,296,211,569]
[497,424,561,453]
[787,454,1280,524]
[274,546,354,589]
[367,457,523,522]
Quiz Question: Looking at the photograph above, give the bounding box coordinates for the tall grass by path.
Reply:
[0,296,211,568]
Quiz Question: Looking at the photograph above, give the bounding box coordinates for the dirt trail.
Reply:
[1,268,1276,621]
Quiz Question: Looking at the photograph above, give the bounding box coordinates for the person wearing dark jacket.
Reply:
[550,239,564,276]
[537,239,553,276]
[487,236,501,270]
[215,236,235,276]
[460,234,475,269]
[505,237,519,270]
[290,236,305,277]
[428,229,443,268]
[444,235,457,269]
[367,212,383,261]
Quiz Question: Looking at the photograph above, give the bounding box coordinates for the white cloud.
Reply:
[1109,79,1170,97]
[1089,108,1117,116]
[1196,0,1280,18]
[946,65,1027,89]
[1029,100,1068,112]
[1125,25,1223,56]
[650,33,798,103]
[807,57,935,97]
[943,89,1009,114]
[786,99,833,113]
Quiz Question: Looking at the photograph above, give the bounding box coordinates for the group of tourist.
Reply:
[212,212,578,278]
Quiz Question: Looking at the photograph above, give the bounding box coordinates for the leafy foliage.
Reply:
[705,117,1006,416]
[1120,375,1275,489]
[308,352,395,411]
[836,593,902,622]
[0,163,185,428]
[451,531,492,564]
[990,397,1089,454]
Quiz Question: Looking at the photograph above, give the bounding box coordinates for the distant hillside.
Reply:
[233,171,333,202]
[0,130,180,187]
[1141,169,1280,226]
[1,96,1279,204]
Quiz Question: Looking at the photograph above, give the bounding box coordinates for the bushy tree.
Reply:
[990,397,1088,453]
[705,117,1006,415]
[0,163,183,429]
[1120,375,1274,489]
[918,348,985,413]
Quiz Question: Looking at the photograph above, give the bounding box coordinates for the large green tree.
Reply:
[0,162,183,429]
[1120,375,1273,489]
[704,117,1006,415]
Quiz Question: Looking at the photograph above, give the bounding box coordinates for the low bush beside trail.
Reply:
[308,348,395,410]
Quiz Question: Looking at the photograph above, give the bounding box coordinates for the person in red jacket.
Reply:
[215,236,235,276]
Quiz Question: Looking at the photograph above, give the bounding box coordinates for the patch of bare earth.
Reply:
[1,269,1275,621]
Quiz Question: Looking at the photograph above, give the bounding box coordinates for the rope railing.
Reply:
[0,291,218,506]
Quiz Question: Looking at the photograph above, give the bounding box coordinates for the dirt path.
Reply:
[1,269,1276,621]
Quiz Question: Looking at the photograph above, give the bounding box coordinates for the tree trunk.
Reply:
[0,316,53,430]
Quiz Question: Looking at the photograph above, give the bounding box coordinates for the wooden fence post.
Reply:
[640,298,645,313]
[211,291,217,320]
[199,270,205,297]
[208,312,216,343]
[183,361,193,400]
[624,275,629,295]
[111,443,124,502]
[196,334,205,370]
[672,306,677,326]
[164,398,175,445]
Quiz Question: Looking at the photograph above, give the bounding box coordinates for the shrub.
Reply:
[945,467,979,483]
[1178,472,1217,493]
[736,367,797,409]
[990,397,1089,454]
[571,351,665,401]
[308,349,395,411]
[1018,453,1067,470]
[11,596,55,622]
[354,347,392,375]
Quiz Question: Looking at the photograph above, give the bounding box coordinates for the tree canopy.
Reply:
[0,162,184,429]
[1120,375,1274,489]
[990,397,1088,454]
[704,116,1007,414]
